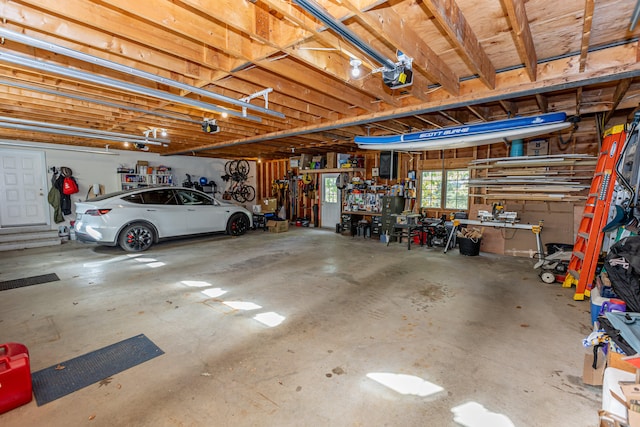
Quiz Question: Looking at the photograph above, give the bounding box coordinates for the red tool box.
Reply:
[0,343,32,414]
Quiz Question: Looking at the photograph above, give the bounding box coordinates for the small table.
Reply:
[387,214,424,250]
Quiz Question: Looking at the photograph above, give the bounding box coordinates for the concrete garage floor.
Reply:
[0,227,600,426]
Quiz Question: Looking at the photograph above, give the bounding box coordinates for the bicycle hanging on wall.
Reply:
[221,159,256,203]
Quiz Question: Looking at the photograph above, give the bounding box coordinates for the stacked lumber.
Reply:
[468,154,597,202]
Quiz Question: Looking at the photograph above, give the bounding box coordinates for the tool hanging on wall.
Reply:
[272,179,289,217]
[301,173,313,185]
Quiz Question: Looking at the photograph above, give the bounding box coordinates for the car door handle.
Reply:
[146,209,157,211]
[188,209,196,211]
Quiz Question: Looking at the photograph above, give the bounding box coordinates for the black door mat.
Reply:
[31,334,164,406]
[0,273,59,291]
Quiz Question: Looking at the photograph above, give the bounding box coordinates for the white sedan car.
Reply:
[74,186,252,252]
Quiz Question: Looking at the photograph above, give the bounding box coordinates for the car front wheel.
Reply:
[119,223,155,252]
[227,213,249,236]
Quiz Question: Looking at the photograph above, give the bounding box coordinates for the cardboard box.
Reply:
[261,198,277,213]
[583,350,606,386]
[326,152,337,169]
[621,384,640,426]
[290,157,300,168]
[267,220,289,233]
[527,139,549,156]
[300,154,312,170]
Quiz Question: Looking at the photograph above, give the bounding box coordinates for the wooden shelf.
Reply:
[300,168,365,174]
[119,172,173,190]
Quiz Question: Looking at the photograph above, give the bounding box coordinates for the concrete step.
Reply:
[0,225,52,236]
[0,230,61,243]
[0,226,63,251]
[0,237,62,252]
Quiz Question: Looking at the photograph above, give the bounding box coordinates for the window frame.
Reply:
[419,168,469,210]
[444,169,470,210]
[419,170,443,209]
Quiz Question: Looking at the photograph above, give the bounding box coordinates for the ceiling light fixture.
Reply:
[350,59,362,78]
[142,128,169,144]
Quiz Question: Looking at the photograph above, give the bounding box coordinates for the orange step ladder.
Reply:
[562,125,626,300]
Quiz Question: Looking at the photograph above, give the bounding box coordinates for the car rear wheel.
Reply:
[227,213,249,236]
[119,223,155,252]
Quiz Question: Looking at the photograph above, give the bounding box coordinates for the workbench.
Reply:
[444,218,544,256]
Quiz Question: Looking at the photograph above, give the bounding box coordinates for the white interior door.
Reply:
[0,149,48,227]
[320,173,341,228]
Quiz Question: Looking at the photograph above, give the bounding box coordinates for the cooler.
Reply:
[0,343,32,414]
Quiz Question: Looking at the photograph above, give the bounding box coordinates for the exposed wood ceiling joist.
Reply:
[0,0,635,159]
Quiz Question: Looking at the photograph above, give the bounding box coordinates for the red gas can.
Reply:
[0,343,32,414]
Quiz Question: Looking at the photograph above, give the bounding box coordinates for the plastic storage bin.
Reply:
[0,342,32,414]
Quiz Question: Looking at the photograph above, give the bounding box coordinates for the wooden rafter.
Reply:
[503,0,537,81]
[604,78,633,124]
[576,87,583,116]
[467,106,488,121]
[421,0,496,89]
[412,115,443,128]
[579,0,595,73]
[259,0,400,106]
[499,100,518,116]
[536,94,548,113]
[338,0,460,95]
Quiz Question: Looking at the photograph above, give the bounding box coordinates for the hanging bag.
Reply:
[62,176,79,195]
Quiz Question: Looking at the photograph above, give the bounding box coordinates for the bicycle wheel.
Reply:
[231,184,247,203]
[241,184,256,202]
[235,159,250,177]
[225,160,235,175]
